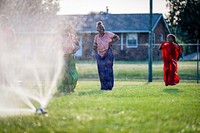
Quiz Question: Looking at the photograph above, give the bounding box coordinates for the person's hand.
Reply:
[109,41,113,48]
[72,49,76,54]
[93,44,97,52]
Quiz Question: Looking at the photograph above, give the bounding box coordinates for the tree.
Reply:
[0,0,60,16]
[166,0,200,43]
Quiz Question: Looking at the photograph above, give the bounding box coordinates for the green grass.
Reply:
[77,61,199,82]
[0,61,199,133]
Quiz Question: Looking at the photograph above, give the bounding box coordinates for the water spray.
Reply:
[0,13,63,117]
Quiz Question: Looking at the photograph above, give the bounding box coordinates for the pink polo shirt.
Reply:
[62,33,78,54]
[94,32,115,57]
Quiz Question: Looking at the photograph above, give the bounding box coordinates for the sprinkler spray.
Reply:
[35,106,47,114]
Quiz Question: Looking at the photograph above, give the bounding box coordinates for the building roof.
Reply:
[9,13,170,34]
[62,13,170,33]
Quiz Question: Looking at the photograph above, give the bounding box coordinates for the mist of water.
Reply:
[0,16,66,116]
[0,6,108,116]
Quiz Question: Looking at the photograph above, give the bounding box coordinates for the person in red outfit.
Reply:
[159,34,182,86]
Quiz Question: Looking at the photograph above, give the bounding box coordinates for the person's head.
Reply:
[167,34,176,43]
[96,21,105,34]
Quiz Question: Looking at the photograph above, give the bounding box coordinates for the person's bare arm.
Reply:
[112,34,120,42]
[93,42,98,52]
[109,34,120,47]
[73,40,80,54]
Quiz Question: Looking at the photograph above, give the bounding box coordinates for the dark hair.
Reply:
[167,34,176,42]
[96,21,105,30]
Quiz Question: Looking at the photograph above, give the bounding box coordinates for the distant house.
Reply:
[11,13,170,61]
[59,13,171,60]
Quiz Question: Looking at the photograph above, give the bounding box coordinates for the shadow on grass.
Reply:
[53,90,104,97]
[163,88,183,94]
[78,90,104,96]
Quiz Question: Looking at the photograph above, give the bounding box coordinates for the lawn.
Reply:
[77,61,198,82]
[0,61,199,133]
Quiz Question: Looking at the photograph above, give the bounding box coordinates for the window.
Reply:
[160,34,164,41]
[126,33,138,48]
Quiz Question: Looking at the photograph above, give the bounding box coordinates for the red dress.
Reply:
[160,42,182,85]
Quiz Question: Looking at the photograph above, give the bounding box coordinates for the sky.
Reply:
[58,0,169,16]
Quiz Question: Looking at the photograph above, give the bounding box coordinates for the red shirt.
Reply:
[160,42,181,61]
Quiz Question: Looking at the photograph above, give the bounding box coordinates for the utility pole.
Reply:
[148,0,153,82]
[197,39,199,84]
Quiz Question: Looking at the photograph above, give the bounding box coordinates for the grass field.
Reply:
[78,61,198,82]
[0,61,199,133]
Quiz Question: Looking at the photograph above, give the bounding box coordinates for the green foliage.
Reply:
[166,0,200,43]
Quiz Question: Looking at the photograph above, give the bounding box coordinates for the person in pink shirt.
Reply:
[93,21,119,90]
